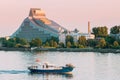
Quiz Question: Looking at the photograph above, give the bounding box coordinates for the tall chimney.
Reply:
[88,21,91,34]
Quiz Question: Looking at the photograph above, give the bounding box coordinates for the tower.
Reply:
[88,21,91,34]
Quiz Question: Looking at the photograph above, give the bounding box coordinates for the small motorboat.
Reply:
[28,62,74,74]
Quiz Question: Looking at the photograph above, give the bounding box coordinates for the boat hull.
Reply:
[28,66,74,74]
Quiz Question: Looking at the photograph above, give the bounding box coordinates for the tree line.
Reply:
[0,25,120,49]
[0,37,59,48]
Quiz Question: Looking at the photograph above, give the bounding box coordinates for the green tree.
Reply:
[92,26,108,37]
[50,40,54,47]
[113,41,119,48]
[65,35,74,45]
[45,42,50,47]
[19,38,28,45]
[78,45,85,48]
[78,36,87,46]
[51,36,59,43]
[0,38,6,47]
[105,36,116,48]
[45,36,59,47]
[110,25,120,34]
[16,38,29,48]
[105,36,115,44]
[92,27,98,37]
[3,39,16,47]
[97,38,106,48]
[53,41,58,48]
[87,39,98,47]
[15,37,21,43]
[59,42,65,48]
[66,41,72,48]
[30,38,42,47]
[72,42,78,48]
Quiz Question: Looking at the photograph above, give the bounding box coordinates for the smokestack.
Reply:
[88,21,91,34]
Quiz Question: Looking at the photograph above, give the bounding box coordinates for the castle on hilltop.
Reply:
[11,8,67,42]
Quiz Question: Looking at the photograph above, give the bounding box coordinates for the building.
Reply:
[11,8,66,42]
[59,21,95,44]
[70,32,95,42]
[71,22,95,42]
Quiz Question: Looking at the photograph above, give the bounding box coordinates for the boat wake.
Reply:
[0,70,73,78]
[0,70,29,74]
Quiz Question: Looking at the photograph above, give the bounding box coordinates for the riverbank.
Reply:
[0,47,31,51]
[0,47,120,53]
[34,48,120,53]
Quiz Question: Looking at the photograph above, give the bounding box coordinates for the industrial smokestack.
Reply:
[88,21,91,34]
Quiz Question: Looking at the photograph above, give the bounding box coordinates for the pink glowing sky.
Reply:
[0,0,120,37]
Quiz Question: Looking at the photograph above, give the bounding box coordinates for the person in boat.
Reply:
[42,65,44,68]
[45,63,49,68]
[42,63,49,69]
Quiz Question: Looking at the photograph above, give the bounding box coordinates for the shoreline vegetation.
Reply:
[0,47,120,53]
[1,26,120,53]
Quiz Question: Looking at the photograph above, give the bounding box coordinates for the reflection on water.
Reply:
[0,51,120,80]
[29,73,73,80]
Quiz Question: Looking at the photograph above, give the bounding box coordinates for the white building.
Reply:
[59,31,95,45]
[59,21,95,44]
[71,21,95,42]
[69,32,95,42]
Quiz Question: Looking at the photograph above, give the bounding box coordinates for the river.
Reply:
[0,51,120,80]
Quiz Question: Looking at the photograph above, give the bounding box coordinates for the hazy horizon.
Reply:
[0,0,120,37]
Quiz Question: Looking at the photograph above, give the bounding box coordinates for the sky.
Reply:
[0,0,120,37]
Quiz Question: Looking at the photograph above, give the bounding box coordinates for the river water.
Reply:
[0,51,120,80]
